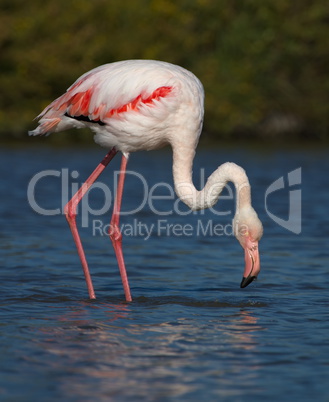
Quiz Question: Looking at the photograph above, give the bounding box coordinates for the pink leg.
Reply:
[109,154,132,302]
[64,148,118,299]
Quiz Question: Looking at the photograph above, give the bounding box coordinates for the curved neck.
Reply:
[172,146,251,213]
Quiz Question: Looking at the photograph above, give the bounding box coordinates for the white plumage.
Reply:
[30,60,204,153]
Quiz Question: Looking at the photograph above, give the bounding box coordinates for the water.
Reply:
[1,143,328,401]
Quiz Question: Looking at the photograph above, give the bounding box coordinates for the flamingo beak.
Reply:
[240,239,260,288]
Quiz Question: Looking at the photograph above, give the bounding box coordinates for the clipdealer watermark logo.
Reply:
[27,166,302,238]
[265,167,302,234]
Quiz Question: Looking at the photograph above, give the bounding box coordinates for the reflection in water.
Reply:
[32,301,265,399]
[55,301,131,324]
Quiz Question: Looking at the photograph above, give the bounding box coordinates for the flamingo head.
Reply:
[233,207,263,288]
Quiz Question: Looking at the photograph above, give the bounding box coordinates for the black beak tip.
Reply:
[240,276,257,288]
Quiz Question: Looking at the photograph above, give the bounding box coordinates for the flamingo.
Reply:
[29,59,263,301]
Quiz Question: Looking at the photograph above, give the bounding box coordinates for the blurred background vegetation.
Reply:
[1,0,328,143]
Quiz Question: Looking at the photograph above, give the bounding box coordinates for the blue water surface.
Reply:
[0,143,328,401]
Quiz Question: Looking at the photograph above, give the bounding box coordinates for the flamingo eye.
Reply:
[238,223,249,237]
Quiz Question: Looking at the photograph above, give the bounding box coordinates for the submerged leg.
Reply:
[109,154,132,302]
[64,148,118,299]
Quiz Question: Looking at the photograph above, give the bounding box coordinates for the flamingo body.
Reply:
[30,60,204,154]
[30,60,263,301]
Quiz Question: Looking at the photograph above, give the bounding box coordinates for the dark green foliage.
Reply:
[1,0,328,141]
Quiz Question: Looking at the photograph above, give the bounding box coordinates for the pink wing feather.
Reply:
[29,64,173,137]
